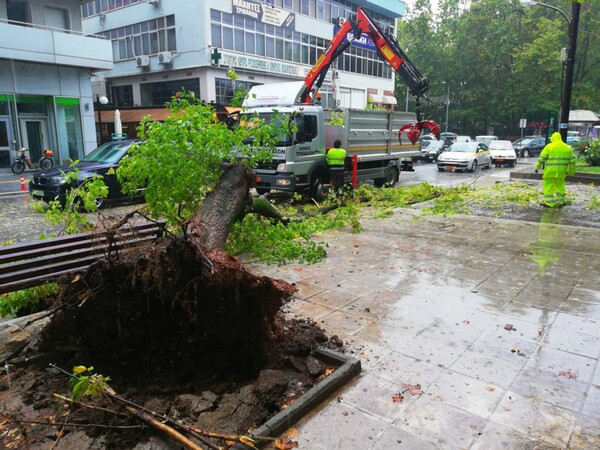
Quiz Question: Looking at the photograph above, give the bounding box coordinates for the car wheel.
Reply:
[485,159,492,169]
[470,160,478,172]
[523,149,530,158]
[437,166,445,172]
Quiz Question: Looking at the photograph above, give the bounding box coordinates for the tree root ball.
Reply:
[41,238,296,385]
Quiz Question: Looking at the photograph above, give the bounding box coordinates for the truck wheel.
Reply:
[374,167,399,187]
[310,173,325,202]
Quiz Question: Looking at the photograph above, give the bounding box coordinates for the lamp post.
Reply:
[95,95,108,145]
[520,0,581,143]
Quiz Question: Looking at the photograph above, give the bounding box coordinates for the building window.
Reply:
[214,79,259,105]
[81,0,145,18]
[210,6,392,81]
[140,79,200,107]
[111,85,134,107]
[102,15,176,61]
[7,0,31,25]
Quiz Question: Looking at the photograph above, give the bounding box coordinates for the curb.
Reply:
[509,172,600,186]
[232,347,361,449]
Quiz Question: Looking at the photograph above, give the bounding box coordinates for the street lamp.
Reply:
[95,95,109,144]
[519,0,581,142]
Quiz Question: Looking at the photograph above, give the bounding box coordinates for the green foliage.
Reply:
[580,139,600,166]
[0,283,58,318]
[117,90,281,230]
[328,111,345,126]
[69,366,111,401]
[587,195,600,210]
[38,163,108,235]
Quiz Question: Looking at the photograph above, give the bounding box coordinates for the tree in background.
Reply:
[396,0,600,138]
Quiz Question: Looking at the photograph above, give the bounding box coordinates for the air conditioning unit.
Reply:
[136,55,150,68]
[158,51,172,65]
[337,17,346,26]
[148,0,160,5]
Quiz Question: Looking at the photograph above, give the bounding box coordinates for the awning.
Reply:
[368,94,383,103]
[383,95,397,105]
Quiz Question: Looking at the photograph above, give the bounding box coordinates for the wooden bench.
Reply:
[0,221,165,295]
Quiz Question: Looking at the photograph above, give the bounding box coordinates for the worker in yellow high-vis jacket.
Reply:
[326,139,347,195]
[535,132,576,207]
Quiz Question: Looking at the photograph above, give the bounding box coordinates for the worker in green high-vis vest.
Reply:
[535,132,576,207]
[326,139,347,195]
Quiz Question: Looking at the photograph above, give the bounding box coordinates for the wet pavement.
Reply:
[247,204,600,448]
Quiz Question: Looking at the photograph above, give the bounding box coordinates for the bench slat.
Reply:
[0,222,164,295]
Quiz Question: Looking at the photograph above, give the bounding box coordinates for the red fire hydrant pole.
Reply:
[352,155,358,188]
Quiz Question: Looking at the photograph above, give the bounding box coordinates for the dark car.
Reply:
[418,139,447,162]
[29,139,141,207]
[513,137,546,158]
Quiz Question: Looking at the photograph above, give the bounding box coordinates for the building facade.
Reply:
[82,0,406,118]
[0,0,113,170]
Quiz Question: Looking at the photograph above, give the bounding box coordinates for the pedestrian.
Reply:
[326,139,347,195]
[535,132,576,207]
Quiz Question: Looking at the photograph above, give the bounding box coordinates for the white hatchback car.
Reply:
[489,140,517,167]
[437,141,492,172]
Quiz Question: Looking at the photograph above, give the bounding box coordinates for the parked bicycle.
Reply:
[11,147,54,175]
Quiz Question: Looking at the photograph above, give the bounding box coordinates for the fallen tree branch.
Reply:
[104,387,210,450]
[52,393,129,418]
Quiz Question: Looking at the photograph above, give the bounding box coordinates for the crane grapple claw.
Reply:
[398,120,441,145]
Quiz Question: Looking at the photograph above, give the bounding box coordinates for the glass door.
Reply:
[0,119,13,169]
[20,119,49,163]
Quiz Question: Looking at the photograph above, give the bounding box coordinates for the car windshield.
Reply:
[490,142,513,150]
[239,112,292,146]
[82,141,133,163]
[448,143,475,153]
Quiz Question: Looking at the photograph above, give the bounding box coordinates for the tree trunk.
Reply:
[187,162,254,250]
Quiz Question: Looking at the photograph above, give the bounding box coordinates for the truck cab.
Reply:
[242,82,328,198]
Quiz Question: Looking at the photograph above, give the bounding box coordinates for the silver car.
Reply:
[437,141,492,172]
[489,140,517,167]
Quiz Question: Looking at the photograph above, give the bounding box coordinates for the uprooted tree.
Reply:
[41,91,303,385]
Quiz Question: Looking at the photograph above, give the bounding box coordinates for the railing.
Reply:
[0,18,108,40]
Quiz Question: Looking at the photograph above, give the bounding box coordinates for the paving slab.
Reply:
[249,208,600,449]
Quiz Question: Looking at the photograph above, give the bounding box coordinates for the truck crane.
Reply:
[302,6,440,144]
[242,6,440,199]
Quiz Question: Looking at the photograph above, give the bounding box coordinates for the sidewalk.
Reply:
[248,208,600,449]
[0,170,31,196]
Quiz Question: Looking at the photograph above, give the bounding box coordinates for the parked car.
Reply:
[489,140,517,167]
[475,135,498,147]
[29,139,142,207]
[417,139,447,162]
[440,132,458,142]
[437,141,492,172]
[456,135,472,142]
[513,136,546,157]
[567,131,581,146]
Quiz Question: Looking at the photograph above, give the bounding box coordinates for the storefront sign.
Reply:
[231,0,295,28]
[221,52,331,82]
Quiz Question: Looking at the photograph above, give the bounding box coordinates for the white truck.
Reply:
[242,81,421,200]
[241,6,439,200]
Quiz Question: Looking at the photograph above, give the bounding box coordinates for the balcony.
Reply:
[0,19,113,71]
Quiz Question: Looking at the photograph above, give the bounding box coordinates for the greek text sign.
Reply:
[231,0,295,28]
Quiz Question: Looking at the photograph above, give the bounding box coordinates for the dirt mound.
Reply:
[0,238,342,449]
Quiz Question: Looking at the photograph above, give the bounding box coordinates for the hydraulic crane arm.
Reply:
[301,6,439,143]
[302,7,430,106]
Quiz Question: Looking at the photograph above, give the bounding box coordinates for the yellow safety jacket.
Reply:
[326,147,346,166]
[536,132,576,179]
